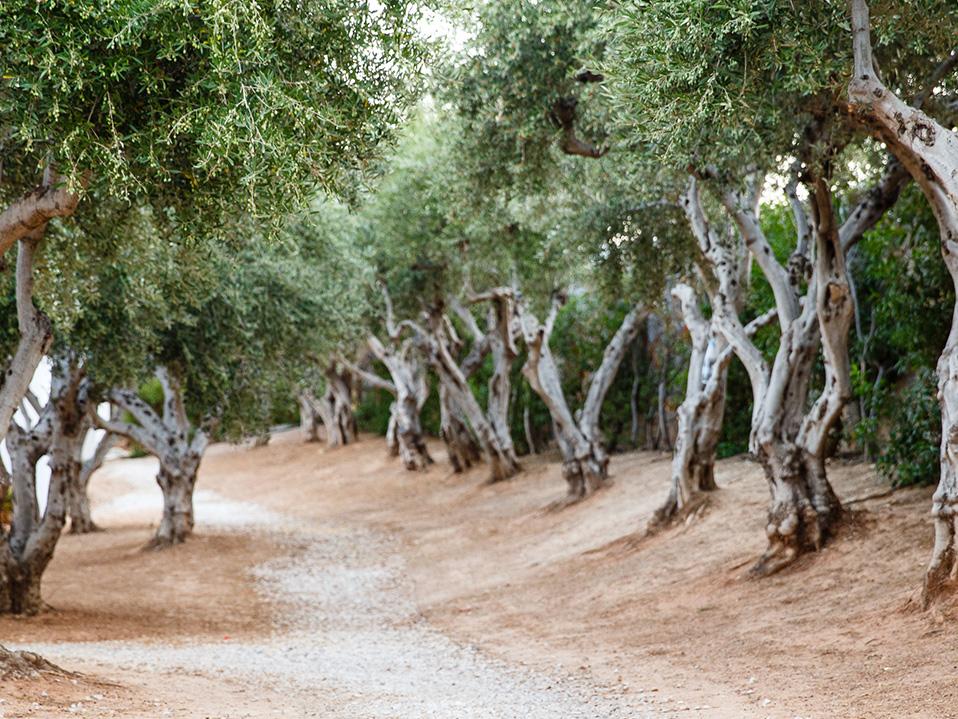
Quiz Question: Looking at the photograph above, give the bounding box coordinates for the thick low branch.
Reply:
[0,182,80,257]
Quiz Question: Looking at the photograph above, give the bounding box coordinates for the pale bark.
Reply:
[516,291,644,500]
[439,383,481,472]
[464,293,522,466]
[847,0,958,604]
[693,150,901,571]
[96,366,209,547]
[0,235,53,448]
[0,176,80,257]
[364,333,432,470]
[320,363,357,447]
[404,306,520,482]
[67,411,117,534]
[0,356,86,614]
[298,390,321,442]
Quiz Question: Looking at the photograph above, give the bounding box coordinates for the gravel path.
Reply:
[16,478,682,718]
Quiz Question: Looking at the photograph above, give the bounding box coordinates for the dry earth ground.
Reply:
[1,429,957,717]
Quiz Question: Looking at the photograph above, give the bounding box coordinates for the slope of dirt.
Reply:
[201,432,958,718]
[2,429,956,717]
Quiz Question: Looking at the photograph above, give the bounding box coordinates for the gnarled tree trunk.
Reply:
[354,288,434,470]
[438,383,481,472]
[66,414,114,534]
[697,141,904,571]
[460,292,523,470]
[98,366,210,548]
[0,171,79,447]
[305,364,357,448]
[322,363,357,447]
[653,285,732,526]
[298,390,321,442]
[0,355,87,614]
[410,307,520,483]
[847,0,958,604]
[516,292,644,500]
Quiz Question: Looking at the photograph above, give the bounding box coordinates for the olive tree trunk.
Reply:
[97,366,210,548]
[695,146,905,571]
[323,364,357,447]
[406,308,520,483]
[0,171,78,446]
[298,390,321,442]
[456,292,523,468]
[67,407,118,534]
[516,291,644,500]
[847,0,958,604]
[0,356,86,614]
[438,383,481,472]
[653,286,734,526]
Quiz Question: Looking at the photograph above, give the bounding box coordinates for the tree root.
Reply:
[0,645,69,679]
[646,492,711,535]
[142,534,186,551]
[69,521,103,535]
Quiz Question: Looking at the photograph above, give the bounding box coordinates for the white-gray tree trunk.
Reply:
[67,410,117,534]
[653,285,731,526]
[847,0,958,604]
[97,366,209,548]
[438,382,481,472]
[407,307,520,483]
[516,291,644,500]
[298,390,321,442]
[695,137,905,571]
[0,355,86,614]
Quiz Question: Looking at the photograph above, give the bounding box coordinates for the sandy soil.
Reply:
[2,429,958,717]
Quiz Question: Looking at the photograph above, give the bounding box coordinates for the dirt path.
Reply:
[6,430,958,717]
[5,444,687,718]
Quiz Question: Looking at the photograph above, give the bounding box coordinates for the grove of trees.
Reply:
[2,0,958,620]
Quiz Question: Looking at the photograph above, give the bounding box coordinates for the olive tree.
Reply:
[0,0,424,446]
[603,0,923,567]
[844,0,958,603]
[95,223,364,547]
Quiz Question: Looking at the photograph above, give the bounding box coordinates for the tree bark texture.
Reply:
[408,306,520,483]
[0,355,87,614]
[298,391,321,442]
[98,366,209,548]
[64,412,115,534]
[847,0,958,604]
[516,291,644,500]
[693,151,900,571]
[439,383,481,472]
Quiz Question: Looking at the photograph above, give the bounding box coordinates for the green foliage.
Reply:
[444,0,608,191]
[602,0,958,169]
[875,368,940,487]
[0,0,426,228]
[848,185,952,483]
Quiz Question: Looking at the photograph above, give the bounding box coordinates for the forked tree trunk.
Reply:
[0,356,86,615]
[653,285,732,526]
[412,310,520,483]
[847,0,958,604]
[439,383,481,472]
[714,173,850,574]
[516,293,644,500]
[690,146,900,570]
[474,294,522,468]
[66,413,116,534]
[98,366,211,548]
[361,291,434,470]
